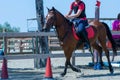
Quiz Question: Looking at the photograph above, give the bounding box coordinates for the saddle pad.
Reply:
[72,25,94,41]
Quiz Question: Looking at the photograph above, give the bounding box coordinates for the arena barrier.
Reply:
[0,31,120,66]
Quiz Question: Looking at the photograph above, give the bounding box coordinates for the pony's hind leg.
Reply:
[103,47,113,74]
[103,48,113,74]
[98,36,114,74]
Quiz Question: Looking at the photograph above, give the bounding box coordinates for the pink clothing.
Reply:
[112,20,120,39]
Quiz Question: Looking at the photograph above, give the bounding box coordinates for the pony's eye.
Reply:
[51,17,54,19]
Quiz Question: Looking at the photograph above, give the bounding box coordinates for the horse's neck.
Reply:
[55,16,71,41]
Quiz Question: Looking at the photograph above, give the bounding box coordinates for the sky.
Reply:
[0,0,119,32]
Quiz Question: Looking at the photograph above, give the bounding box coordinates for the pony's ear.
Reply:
[46,7,50,11]
[52,7,55,11]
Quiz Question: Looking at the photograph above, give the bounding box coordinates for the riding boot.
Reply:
[81,31,93,58]
[80,31,90,49]
[76,31,84,49]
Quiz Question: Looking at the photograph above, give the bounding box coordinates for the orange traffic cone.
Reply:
[43,57,54,80]
[1,58,8,79]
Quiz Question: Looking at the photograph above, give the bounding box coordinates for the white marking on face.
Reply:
[47,14,50,18]
[46,13,53,21]
[47,14,53,19]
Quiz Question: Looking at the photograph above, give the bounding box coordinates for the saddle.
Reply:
[72,24,95,41]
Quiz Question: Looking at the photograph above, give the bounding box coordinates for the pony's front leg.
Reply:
[61,59,81,77]
[61,60,68,77]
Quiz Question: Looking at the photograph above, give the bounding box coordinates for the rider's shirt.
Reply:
[70,1,86,20]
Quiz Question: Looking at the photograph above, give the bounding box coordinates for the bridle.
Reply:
[45,8,70,44]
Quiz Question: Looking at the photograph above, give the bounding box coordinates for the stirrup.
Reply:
[83,42,90,49]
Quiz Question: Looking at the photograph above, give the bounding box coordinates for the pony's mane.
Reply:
[50,7,72,26]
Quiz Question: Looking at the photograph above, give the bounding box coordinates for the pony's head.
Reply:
[43,7,57,31]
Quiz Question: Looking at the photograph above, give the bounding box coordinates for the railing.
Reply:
[0,31,120,54]
[5,38,33,54]
[0,17,119,54]
[0,32,56,55]
[0,31,119,67]
[0,18,118,67]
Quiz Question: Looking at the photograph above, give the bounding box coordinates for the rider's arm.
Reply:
[65,3,73,18]
[67,3,84,19]
[65,9,73,18]
[68,10,82,18]
[67,9,73,15]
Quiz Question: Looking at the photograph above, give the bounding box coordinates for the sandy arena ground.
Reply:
[0,50,120,80]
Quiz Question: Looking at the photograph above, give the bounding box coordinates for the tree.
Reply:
[0,22,20,32]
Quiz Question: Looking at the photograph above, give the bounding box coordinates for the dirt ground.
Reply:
[1,66,120,80]
[0,50,120,80]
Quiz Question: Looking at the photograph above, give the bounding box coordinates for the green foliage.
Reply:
[0,22,20,32]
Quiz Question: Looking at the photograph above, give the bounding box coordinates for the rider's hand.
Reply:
[65,15,73,19]
[65,15,69,18]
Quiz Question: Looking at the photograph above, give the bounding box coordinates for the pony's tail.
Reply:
[101,22,117,61]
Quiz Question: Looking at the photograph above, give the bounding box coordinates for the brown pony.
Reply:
[43,7,117,76]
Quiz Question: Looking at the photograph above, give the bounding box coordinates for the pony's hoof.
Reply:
[93,63,102,70]
[110,72,114,75]
[108,71,114,76]
[96,63,102,70]
[110,70,114,74]
[60,72,66,77]
[73,68,81,72]
[77,69,81,72]
[93,64,97,70]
